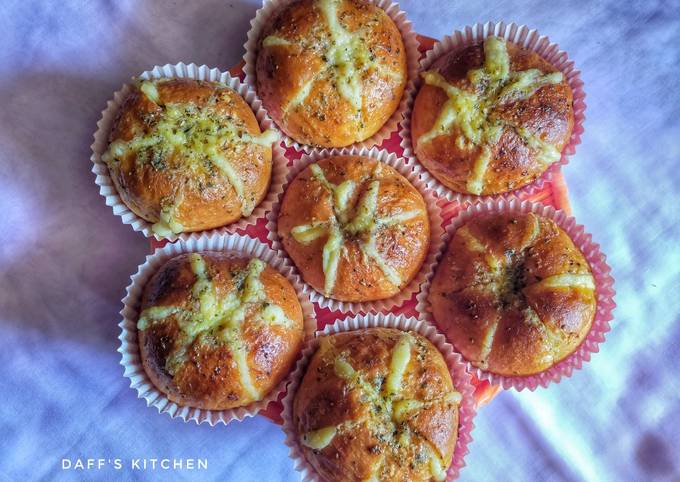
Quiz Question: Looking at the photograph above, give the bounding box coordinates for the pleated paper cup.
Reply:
[266,145,444,314]
[416,198,616,391]
[281,313,476,481]
[243,0,420,153]
[400,21,587,203]
[118,233,317,425]
[91,62,288,241]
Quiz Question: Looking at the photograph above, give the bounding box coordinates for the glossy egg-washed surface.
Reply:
[411,36,573,196]
[137,252,304,410]
[429,213,595,376]
[278,156,430,302]
[256,0,407,147]
[294,328,460,482]
[102,78,278,236]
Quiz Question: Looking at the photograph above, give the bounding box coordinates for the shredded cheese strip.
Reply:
[530,273,596,290]
[140,81,160,103]
[284,74,320,112]
[262,35,293,48]
[137,306,182,331]
[418,36,565,194]
[428,445,448,482]
[392,391,462,423]
[478,316,502,369]
[322,224,345,295]
[301,426,338,449]
[136,255,292,399]
[467,145,493,194]
[152,191,185,237]
[384,334,412,396]
[291,221,332,244]
[457,226,500,274]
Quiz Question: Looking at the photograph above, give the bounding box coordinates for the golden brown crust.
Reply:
[411,38,574,196]
[138,252,304,410]
[104,78,275,235]
[256,0,407,147]
[429,213,596,376]
[278,155,430,302]
[293,328,459,482]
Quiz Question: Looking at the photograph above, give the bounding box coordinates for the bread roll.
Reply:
[429,212,596,376]
[411,36,573,196]
[256,0,407,147]
[138,252,304,410]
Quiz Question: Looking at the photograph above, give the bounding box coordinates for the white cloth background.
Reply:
[1,0,678,481]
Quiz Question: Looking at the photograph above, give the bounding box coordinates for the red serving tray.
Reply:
[150,35,573,424]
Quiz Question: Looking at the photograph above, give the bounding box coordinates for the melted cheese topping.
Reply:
[137,255,294,400]
[317,0,364,110]
[532,273,595,290]
[428,450,447,481]
[102,80,278,235]
[301,426,338,449]
[457,226,500,274]
[290,163,420,296]
[301,333,461,480]
[477,315,501,368]
[262,0,403,121]
[418,36,564,194]
[384,333,411,396]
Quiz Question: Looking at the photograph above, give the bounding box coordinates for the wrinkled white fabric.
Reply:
[0,1,678,481]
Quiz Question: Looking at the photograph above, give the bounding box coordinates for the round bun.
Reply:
[411,36,573,196]
[429,212,596,376]
[102,78,278,237]
[293,327,460,482]
[256,0,407,147]
[278,155,430,302]
[137,252,304,410]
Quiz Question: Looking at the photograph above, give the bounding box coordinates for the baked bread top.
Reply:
[256,0,407,147]
[429,212,596,376]
[411,36,573,196]
[278,155,430,302]
[138,252,304,410]
[293,328,460,482]
[102,78,278,236]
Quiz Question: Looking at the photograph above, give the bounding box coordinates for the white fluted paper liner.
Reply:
[118,232,317,425]
[91,62,288,241]
[243,0,420,153]
[281,313,476,481]
[266,146,444,314]
[416,198,616,391]
[400,21,587,203]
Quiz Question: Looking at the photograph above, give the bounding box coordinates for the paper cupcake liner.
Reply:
[118,232,317,425]
[416,198,616,391]
[399,21,587,203]
[266,145,444,314]
[243,0,420,153]
[281,313,476,481]
[91,62,288,241]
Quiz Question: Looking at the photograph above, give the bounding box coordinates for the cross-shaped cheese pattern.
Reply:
[261,0,404,128]
[102,80,278,237]
[299,332,461,481]
[446,215,595,369]
[417,36,564,195]
[138,254,295,401]
[289,162,420,297]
